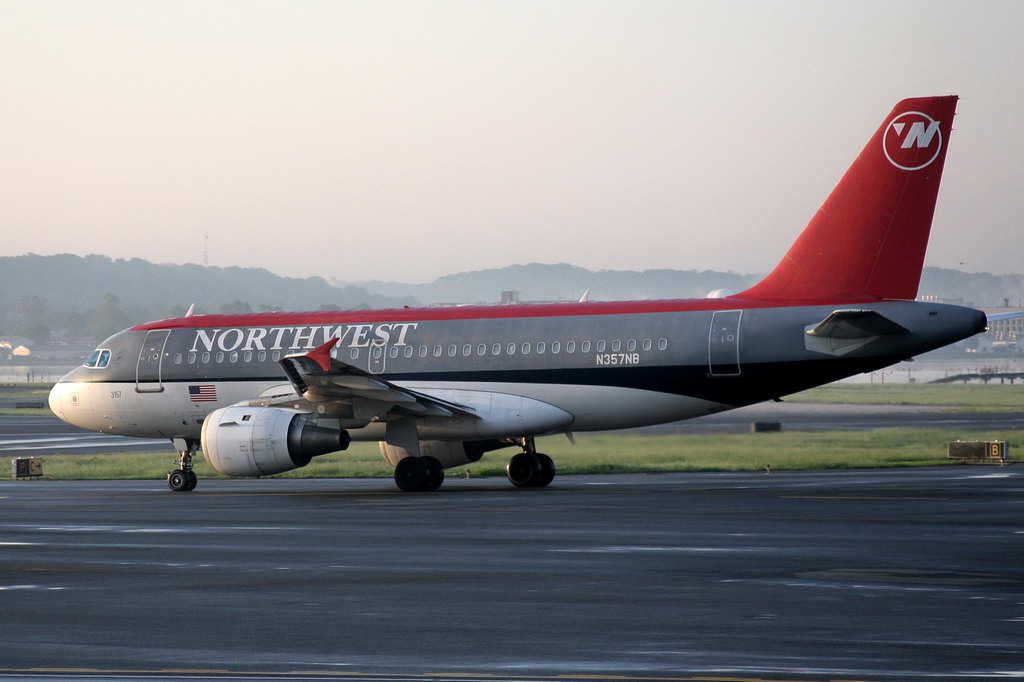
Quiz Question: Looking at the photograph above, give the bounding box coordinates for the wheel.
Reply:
[422,456,445,492]
[394,457,430,492]
[167,469,190,492]
[535,453,555,487]
[185,470,198,491]
[506,453,541,487]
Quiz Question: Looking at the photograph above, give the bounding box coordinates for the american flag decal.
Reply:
[189,385,217,402]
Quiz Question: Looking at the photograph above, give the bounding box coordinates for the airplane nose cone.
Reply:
[48,383,67,421]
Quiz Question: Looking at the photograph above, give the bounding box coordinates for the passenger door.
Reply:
[136,330,169,392]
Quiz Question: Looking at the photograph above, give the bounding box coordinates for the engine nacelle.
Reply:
[202,406,350,477]
[379,438,514,469]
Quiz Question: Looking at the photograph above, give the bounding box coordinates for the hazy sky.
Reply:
[2,1,1022,283]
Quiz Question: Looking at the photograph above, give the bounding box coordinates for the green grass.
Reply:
[788,383,1024,409]
[0,382,53,396]
[0,382,53,415]
[30,429,1022,481]
[7,380,1022,480]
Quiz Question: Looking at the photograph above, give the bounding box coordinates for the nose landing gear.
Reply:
[168,438,199,492]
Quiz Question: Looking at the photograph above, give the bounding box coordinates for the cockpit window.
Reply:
[84,349,111,368]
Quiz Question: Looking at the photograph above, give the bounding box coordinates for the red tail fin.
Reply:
[737,96,958,302]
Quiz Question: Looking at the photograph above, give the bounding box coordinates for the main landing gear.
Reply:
[505,436,555,488]
[394,455,445,492]
[391,436,556,492]
[168,438,199,492]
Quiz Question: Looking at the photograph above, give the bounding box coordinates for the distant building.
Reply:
[0,338,92,363]
[979,308,1024,353]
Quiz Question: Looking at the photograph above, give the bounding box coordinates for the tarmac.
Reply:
[0,468,1022,681]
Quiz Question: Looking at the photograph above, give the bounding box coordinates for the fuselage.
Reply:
[49,297,987,442]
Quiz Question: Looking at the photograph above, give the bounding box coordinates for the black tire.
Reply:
[394,457,429,492]
[422,456,445,492]
[167,469,189,492]
[185,470,198,491]
[535,453,555,487]
[506,453,541,487]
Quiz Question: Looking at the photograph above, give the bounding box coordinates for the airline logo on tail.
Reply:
[883,111,943,171]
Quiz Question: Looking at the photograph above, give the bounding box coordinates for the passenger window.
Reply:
[419,346,427,358]
[658,338,668,350]
[433,345,442,357]
[611,340,621,352]
[551,342,560,354]
[272,350,281,362]
[463,344,472,356]
[627,339,636,351]
[506,343,516,355]
[596,340,606,352]
[642,339,652,351]
[581,341,591,352]
[448,345,457,357]
[173,353,182,365]
[522,342,530,354]
[188,352,197,364]
[243,351,253,362]
[229,351,238,363]
[405,346,414,358]
[202,352,211,364]
[477,344,486,356]
[216,352,225,363]
[390,347,399,358]
[351,348,360,360]
[566,341,575,353]
[537,342,546,354]
[492,343,501,355]
[258,351,267,362]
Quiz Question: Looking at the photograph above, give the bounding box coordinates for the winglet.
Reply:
[736,96,959,302]
[306,337,340,372]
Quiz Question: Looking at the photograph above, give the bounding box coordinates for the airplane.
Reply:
[48,95,989,493]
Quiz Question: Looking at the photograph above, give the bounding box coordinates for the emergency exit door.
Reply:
[708,310,742,376]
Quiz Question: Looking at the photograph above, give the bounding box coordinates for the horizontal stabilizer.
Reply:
[805,309,908,356]
[985,311,1024,325]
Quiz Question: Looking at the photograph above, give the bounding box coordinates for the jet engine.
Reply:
[202,406,350,477]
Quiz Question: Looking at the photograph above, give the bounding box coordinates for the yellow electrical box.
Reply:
[947,441,1008,462]
[11,457,43,479]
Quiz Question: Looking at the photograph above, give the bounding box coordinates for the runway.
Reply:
[0,415,171,458]
[1,469,1022,681]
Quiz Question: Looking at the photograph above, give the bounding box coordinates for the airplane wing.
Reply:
[804,309,909,356]
[249,338,477,425]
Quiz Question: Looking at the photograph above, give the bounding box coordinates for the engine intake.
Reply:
[202,406,350,477]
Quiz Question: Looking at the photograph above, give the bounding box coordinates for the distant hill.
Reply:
[0,253,416,312]
[348,263,1024,308]
[2,253,1021,345]
[918,267,1024,308]
[347,263,759,304]
[0,253,416,343]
